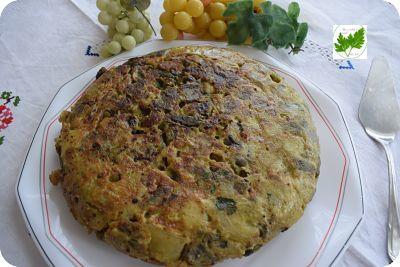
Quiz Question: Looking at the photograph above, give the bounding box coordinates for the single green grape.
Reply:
[121,35,137,50]
[108,17,117,29]
[131,29,144,43]
[97,11,113,25]
[128,21,136,31]
[143,26,153,40]
[136,18,149,31]
[128,9,141,23]
[121,0,150,11]
[100,45,112,58]
[108,1,122,16]
[136,0,151,11]
[98,11,113,25]
[107,27,116,38]
[112,32,125,42]
[107,40,122,54]
[96,0,110,11]
[120,0,134,10]
[116,19,130,33]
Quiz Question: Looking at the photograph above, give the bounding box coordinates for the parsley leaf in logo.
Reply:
[335,27,365,57]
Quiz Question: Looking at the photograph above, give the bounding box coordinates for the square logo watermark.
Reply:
[333,25,367,60]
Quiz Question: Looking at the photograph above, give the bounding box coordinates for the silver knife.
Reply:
[359,56,400,262]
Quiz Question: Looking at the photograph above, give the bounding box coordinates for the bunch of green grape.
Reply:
[96,0,153,58]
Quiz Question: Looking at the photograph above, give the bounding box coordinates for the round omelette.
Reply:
[50,46,320,266]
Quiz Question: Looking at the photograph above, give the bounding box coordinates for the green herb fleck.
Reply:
[0,136,4,145]
[210,184,216,194]
[216,197,237,215]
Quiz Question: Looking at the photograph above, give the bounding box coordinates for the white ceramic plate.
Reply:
[16,40,363,267]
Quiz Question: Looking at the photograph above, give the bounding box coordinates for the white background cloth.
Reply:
[0,0,399,266]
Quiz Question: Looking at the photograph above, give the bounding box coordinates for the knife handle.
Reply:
[383,143,400,262]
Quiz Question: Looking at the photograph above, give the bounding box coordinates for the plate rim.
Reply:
[15,40,365,267]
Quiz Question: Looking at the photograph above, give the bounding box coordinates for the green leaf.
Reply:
[226,21,250,45]
[351,27,365,49]
[0,136,4,145]
[269,22,296,48]
[259,0,272,13]
[294,22,308,47]
[249,14,272,48]
[224,0,253,45]
[223,0,307,54]
[334,32,350,53]
[223,0,253,17]
[288,2,300,21]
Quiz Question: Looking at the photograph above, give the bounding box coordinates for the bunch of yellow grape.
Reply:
[96,0,153,58]
[159,0,266,41]
[159,0,232,40]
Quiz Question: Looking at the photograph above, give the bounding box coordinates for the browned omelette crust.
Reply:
[50,46,320,266]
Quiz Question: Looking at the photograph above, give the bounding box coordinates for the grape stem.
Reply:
[134,6,157,36]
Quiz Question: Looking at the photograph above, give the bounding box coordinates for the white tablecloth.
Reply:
[0,0,399,266]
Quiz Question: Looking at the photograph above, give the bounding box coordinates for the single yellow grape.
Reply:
[160,23,180,40]
[193,12,211,29]
[163,0,174,12]
[159,11,174,25]
[185,22,200,34]
[208,2,226,20]
[170,0,187,12]
[209,19,226,38]
[173,11,193,30]
[185,0,204,17]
